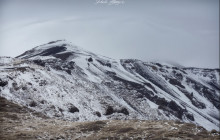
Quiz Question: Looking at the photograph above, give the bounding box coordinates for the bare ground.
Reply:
[0,97,219,140]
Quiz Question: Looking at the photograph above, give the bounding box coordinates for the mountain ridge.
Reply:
[0,40,219,131]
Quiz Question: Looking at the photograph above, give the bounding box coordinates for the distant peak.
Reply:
[34,39,69,49]
[16,40,90,60]
[47,39,66,44]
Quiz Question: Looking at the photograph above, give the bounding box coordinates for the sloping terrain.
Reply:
[0,97,219,140]
[0,40,219,131]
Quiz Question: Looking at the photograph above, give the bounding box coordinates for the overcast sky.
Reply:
[0,0,219,68]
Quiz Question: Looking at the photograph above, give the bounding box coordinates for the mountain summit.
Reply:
[0,40,219,131]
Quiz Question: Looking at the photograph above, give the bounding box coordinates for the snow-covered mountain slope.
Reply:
[0,40,219,131]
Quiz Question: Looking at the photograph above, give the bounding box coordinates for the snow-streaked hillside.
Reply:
[0,40,219,131]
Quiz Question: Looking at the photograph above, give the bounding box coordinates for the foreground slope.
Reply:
[0,40,219,131]
[1,97,219,140]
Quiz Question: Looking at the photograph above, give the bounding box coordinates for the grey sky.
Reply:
[0,0,219,68]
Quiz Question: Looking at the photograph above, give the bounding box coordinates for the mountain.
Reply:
[0,40,219,131]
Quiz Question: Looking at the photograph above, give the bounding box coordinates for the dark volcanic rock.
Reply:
[168,78,185,89]
[105,106,114,115]
[69,105,79,113]
[118,108,129,115]
[40,46,67,56]
[0,79,8,87]
[53,52,73,60]
[88,57,93,62]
